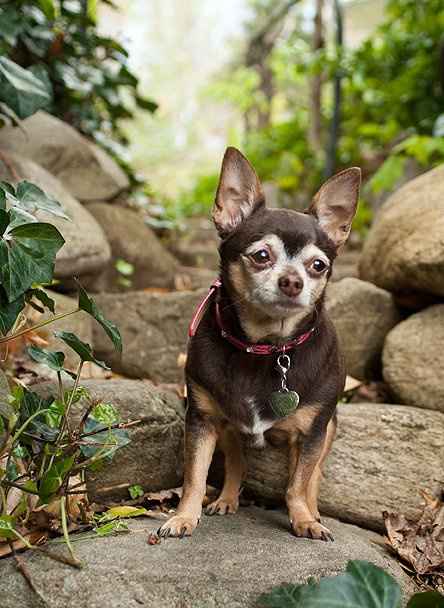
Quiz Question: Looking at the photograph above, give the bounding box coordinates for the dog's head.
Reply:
[213,147,360,326]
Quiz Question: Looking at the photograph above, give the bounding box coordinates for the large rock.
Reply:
[0,508,416,608]
[239,402,444,532]
[383,305,444,412]
[359,164,444,298]
[326,278,400,379]
[167,216,220,270]
[0,111,129,202]
[92,290,205,382]
[86,202,179,291]
[0,153,111,278]
[35,379,185,500]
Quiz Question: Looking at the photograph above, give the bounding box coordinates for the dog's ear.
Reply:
[212,147,264,237]
[309,167,361,248]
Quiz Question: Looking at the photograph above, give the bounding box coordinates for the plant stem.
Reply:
[60,496,81,568]
[0,309,79,344]
[1,480,40,495]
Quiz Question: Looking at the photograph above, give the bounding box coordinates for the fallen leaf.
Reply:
[384,490,444,588]
[344,375,362,392]
[99,505,154,522]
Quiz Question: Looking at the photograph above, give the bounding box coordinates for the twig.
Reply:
[1,480,40,495]
[0,309,79,344]
[79,419,141,439]
[8,541,48,607]
[35,545,82,569]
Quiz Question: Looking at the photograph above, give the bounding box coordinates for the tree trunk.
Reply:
[309,0,324,153]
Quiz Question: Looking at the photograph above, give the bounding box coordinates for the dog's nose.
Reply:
[278,273,304,298]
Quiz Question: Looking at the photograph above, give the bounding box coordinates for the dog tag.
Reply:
[270,353,300,418]
[270,389,300,418]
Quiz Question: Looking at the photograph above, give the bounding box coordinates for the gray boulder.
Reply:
[86,202,179,291]
[35,379,185,501]
[92,290,205,382]
[0,508,415,608]
[360,164,444,298]
[326,278,400,379]
[240,402,444,531]
[0,153,111,278]
[0,111,129,202]
[167,216,220,270]
[383,305,444,412]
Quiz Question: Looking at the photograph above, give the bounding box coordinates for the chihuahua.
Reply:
[158,147,360,541]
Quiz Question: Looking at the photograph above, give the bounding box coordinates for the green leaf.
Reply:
[39,455,75,504]
[135,94,158,113]
[259,561,401,608]
[129,484,144,499]
[366,155,407,196]
[38,0,59,20]
[54,331,110,369]
[80,418,129,461]
[99,506,150,522]
[18,388,58,442]
[76,281,122,353]
[0,288,25,335]
[407,591,444,608]
[0,222,65,303]
[115,258,134,277]
[26,288,56,314]
[87,0,98,23]
[0,57,52,120]
[27,345,64,371]
[15,181,70,221]
[91,402,119,425]
[0,209,9,234]
[0,368,14,422]
[0,515,16,539]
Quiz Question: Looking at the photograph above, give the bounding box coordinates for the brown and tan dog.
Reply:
[158,147,360,541]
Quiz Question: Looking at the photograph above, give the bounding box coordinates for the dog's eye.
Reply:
[312,259,327,273]
[251,249,270,264]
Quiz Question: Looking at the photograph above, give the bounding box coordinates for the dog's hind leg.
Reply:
[158,406,217,538]
[206,425,246,516]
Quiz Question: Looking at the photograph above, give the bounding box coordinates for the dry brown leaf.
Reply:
[0,531,47,559]
[384,491,444,576]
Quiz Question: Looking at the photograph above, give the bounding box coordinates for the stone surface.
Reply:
[0,111,129,202]
[34,291,93,371]
[326,278,400,379]
[359,164,444,298]
[238,402,444,532]
[87,202,179,291]
[35,379,185,500]
[92,290,204,382]
[167,216,220,270]
[0,508,416,608]
[0,153,111,278]
[383,305,444,412]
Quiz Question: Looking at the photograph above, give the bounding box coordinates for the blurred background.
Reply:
[2,0,443,235]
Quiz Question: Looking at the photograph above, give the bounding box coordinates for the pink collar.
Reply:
[189,278,315,355]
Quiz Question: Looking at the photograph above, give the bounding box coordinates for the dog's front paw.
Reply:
[291,519,334,542]
[205,496,239,516]
[157,514,198,538]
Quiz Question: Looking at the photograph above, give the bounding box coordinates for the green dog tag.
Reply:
[270,390,300,418]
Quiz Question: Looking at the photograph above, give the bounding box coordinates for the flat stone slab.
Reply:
[0,507,415,608]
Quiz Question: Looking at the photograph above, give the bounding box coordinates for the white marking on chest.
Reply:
[240,398,274,448]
